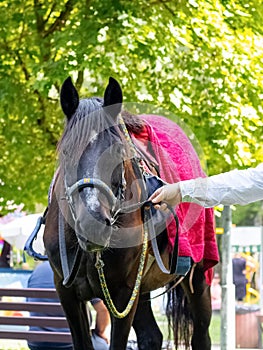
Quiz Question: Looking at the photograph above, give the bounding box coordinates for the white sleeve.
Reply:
[179,163,263,207]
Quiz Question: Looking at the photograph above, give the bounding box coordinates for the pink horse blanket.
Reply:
[131,115,219,284]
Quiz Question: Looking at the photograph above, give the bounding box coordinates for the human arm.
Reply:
[150,163,263,208]
[92,299,111,344]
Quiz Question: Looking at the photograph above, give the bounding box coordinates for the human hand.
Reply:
[92,329,110,346]
[93,329,110,344]
[149,183,182,210]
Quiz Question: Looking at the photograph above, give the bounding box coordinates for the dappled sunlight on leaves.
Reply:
[0,0,262,212]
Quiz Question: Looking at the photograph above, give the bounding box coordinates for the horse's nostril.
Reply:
[105,218,111,226]
[75,220,82,234]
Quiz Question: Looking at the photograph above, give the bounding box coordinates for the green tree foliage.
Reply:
[232,202,262,226]
[0,0,262,213]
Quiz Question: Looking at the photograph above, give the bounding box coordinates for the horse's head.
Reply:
[57,77,143,252]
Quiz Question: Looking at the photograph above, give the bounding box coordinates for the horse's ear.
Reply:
[103,77,123,119]
[60,77,79,120]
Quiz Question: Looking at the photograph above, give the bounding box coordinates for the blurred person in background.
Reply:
[27,261,110,350]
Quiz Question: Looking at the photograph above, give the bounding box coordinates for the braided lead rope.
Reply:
[95,224,148,319]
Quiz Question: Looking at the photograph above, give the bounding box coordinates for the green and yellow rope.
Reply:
[95,226,148,319]
[94,114,148,318]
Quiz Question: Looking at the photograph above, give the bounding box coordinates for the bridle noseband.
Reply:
[64,173,146,227]
[65,177,118,222]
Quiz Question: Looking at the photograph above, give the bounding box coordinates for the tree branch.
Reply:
[43,3,57,26]
[34,89,58,146]
[43,0,77,38]
[76,70,84,90]
[2,37,31,82]
[150,0,189,17]
[34,0,45,33]
[16,50,30,81]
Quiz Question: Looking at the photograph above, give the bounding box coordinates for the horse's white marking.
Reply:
[89,130,98,144]
[84,188,100,211]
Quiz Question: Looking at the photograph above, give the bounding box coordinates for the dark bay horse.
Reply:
[44,77,213,350]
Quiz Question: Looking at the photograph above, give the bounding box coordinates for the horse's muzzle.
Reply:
[76,231,109,252]
[82,240,106,252]
[75,219,112,252]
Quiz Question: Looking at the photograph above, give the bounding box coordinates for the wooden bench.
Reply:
[0,287,72,343]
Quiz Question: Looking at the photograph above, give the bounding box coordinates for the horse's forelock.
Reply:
[57,99,145,170]
[57,97,106,165]
[77,97,104,118]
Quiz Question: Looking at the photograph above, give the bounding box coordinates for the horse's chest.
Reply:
[72,256,101,301]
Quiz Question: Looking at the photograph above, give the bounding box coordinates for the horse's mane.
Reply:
[121,110,145,135]
[57,97,144,167]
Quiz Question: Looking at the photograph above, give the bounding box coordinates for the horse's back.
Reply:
[141,114,205,182]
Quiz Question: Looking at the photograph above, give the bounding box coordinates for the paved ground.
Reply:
[0,340,258,349]
[127,342,252,350]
